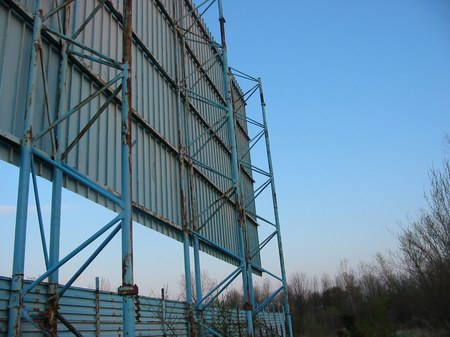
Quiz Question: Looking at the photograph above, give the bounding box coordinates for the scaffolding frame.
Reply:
[4,0,293,336]
[173,1,293,336]
[6,1,135,336]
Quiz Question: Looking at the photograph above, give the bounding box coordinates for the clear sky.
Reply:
[221,0,450,277]
[1,0,450,296]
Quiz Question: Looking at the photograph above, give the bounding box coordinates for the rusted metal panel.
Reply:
[0,277,285,336]
[0,0,260,267]
[0,277,189,336]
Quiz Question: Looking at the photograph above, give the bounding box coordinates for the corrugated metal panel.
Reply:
[0,277,284,336]
[257,312,287,337]
[0,276,188,336]
[0,0,260,267]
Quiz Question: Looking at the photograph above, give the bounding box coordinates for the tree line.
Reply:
[286,154,450,336]
[176,150,450,336]
[214,153,450,336]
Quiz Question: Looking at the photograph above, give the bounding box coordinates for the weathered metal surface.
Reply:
[0,0,260,267]
[0,277,285,336]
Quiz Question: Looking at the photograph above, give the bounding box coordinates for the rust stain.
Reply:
[134,295,141,322]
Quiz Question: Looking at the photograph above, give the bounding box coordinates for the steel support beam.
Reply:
[7,2,42,335]
[118,1,137,336]
[3,1,290,335]
[259,78,293,337]
[174,1,195,334]
[217,0,254,335]
[47,3,71,334]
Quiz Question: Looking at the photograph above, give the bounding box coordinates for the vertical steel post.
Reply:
[217,0,254,335]
[48,3,70,334]
[182,229,193,301]
[118,1,136,336]
[191,166,202,333]
[95,277,100,337]
[192,226,202,335]
[258,78,293,337]
[175,1,204,332]
[175,0,193,308]
[161,288,167,337]
[7,2,42,336]
[173,1,196,334]
[193,236,202,305]
[247,262,255,309]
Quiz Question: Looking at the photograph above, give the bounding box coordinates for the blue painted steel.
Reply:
[229,67,259,82]
[0,1,294,335]
[119,34,136,337]
[173,1,195,330]
[8,2,42,335]
[247,264,256,311]
[58,224,121,297]
[196,194,236,232]
[259,78,294,337]
[49,4,69,291]
[22,214,123,295]
[0,0,262,269]
[189,157,234,181]
[201,323,225,337]
[182,231,193,304]
[218,0,254,334]
[32,73,124,143]
[194,231,240,262]
[70,0,107,39]
[32,149,123,206]
[193,237,202,304]
[41,0,74,22]
[68,49,121,68]
[254,286,284,315]
[1,276,287,336]
[30,160,50,270]
[119,6,135,336]
[46,26,121,66]
[186,89,228,111]
[199,267,241,309]
[189,118,229,159]
[250,231,277,258]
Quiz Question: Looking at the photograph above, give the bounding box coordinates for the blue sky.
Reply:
[1,0,450,295]
[221,0,450,276]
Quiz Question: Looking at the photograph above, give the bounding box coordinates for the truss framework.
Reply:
[4,0,293,336]
[6,1,135,336]
[174,1,293,336]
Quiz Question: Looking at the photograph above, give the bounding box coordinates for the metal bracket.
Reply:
[118,284,139,296]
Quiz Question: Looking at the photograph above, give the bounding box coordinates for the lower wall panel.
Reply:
[0,277,285,336]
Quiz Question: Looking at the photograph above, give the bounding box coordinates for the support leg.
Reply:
[119,2,136,336]
[8,3,42,336]
[217,0,254,334]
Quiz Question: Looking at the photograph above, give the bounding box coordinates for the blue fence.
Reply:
[0,276,285,336]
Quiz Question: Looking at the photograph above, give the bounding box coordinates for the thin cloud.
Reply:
[0,203,79,215]
[0,205,16,214]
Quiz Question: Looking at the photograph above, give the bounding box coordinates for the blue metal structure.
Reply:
[0,0,293,336]
[0,276,287,336]
[4,1,135,335]
[172,1,294,335]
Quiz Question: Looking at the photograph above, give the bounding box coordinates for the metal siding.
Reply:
[0,277,285,336]
[0,0,260,267]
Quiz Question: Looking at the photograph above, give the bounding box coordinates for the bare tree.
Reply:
[99,277,111,291]
[221,287,242,308]
[399,158,450,331]
[253,277,272,305]
[336,259,359,313]
[178,270,218,304]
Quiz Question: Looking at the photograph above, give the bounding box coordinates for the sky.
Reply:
[1,0,450,296]
[221,0,450,276]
